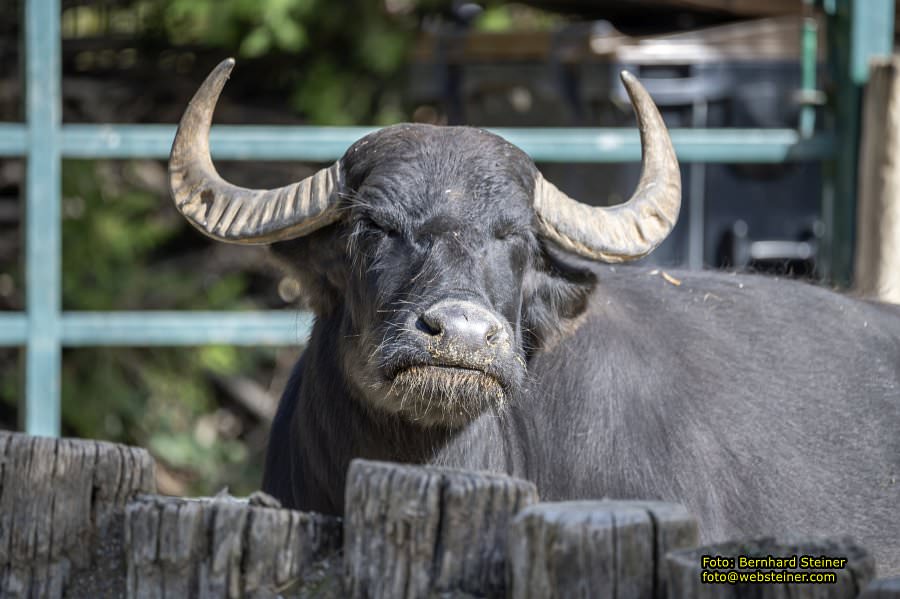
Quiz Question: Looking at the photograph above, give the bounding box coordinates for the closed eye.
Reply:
[380,224,401,239]
[364,216,402,238]
[493,224,526,240]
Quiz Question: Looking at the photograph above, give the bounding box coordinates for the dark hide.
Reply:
[262,123,900,573]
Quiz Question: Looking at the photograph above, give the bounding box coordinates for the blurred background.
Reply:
[1,0,897,496]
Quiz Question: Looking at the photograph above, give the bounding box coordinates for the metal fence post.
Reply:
[23,0,62,436]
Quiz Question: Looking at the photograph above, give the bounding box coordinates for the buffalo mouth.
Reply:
[384,363,507,427]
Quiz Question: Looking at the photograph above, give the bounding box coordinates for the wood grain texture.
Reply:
[666,537,875,598]
[0,430,156,598]
[855,57,900,304]
[343,459,538,599]
[861,577,900,598]
[507,500,698,599]
[125,495,342,599]
[6,428,896,598]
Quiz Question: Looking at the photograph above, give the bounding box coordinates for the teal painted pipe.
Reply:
[799,15,819,139]
[505,128,836,163]
[58,124,836,163]
[0,311,313,347]
[0,122,838,163]
[60,311,314,346]
[0,314,28,346]
[61,124,376,161]
[0,124,27,156]
[24,0,62,437]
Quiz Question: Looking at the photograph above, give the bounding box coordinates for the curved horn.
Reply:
[533,71,681,262]
[169,58,341,244]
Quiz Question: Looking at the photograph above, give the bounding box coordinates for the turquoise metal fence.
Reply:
[3,0,894,436]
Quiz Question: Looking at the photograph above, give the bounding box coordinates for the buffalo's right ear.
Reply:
[521,241,597,352]
[267,225,350,316]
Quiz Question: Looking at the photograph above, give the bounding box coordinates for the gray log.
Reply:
[507,500,698,599]
[0,430,156,598]
[860,577,900,598]
[666,537,875,598]
[343,459,538,599]
[124,495,342,599]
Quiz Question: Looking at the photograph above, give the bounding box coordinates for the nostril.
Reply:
[419,301,506,348]
[416,314,442,337]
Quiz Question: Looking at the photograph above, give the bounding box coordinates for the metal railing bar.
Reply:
[0,124,28,157]
[0,122,839,162]
[506,128,836,163]
[60,311,313,346]
[0,313,28,346]
[60,124,376,161]
[0,123,840,163]
[24,0,62,437]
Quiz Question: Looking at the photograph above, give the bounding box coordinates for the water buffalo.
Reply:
[170,59,900,573]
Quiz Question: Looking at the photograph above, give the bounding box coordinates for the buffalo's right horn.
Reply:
[169,59,341,244]
[533,71,682,263]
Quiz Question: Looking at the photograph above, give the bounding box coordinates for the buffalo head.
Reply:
[169,59,681,427]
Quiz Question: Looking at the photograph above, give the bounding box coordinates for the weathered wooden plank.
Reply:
[507,500,698,599]
[0,430,156,598]
[855,57,900,304]
[666,537,875,598]
[343,459,538,599]
[861,577,900,598]
[124,495,342,599]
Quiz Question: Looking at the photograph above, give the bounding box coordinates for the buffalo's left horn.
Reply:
[533,71,681,262]
[169,58,341,244]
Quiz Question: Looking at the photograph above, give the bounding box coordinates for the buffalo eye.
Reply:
[367,217,400,239]
[493,222,523,241]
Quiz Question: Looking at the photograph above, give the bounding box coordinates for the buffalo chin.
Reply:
[384,365,506,427]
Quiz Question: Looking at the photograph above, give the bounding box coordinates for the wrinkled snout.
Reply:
[375,299,523,426]
[413,299,512,366]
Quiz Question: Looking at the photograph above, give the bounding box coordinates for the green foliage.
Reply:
[62,342,267,494]
[146,0,422,124]
[61,1,561,125]
[476,5,515,32]
[60,159,276,495]
[474,4,561,32]
[61,162,255,311]
[163,0,316,56]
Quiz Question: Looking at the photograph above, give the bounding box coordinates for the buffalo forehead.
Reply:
[344,124,535,223]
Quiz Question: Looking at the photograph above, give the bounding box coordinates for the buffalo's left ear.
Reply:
[521,241,597,350]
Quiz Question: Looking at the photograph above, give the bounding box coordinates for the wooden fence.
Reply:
[855,57,900,304]
[1,430,897,598]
